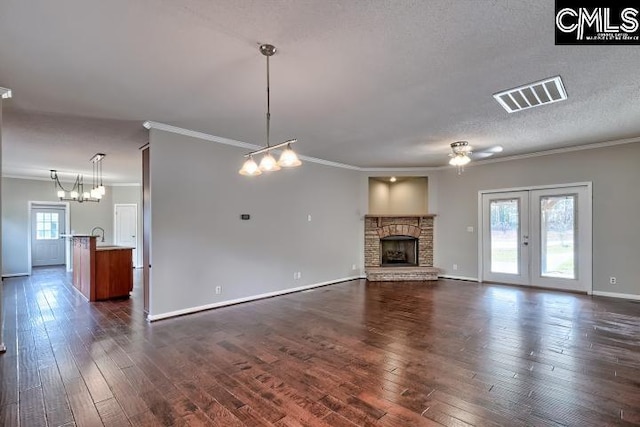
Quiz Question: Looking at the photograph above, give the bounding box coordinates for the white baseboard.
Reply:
[1,273,29,278]
[439,275,479,282]
[147,276,362,322]
[592,291,640,301]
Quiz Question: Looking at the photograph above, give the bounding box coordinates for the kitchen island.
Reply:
[71,235,133,301]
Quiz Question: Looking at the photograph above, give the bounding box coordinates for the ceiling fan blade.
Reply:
[472,152,496,159]
[471,145,503,159]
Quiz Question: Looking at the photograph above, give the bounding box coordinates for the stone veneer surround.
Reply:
[365,215,438,281]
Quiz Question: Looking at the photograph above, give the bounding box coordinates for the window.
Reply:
[36,212,60,240]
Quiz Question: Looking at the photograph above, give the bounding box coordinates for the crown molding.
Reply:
[360,166,441,172]
[2,173,139,186]
[469,136,640,167]
[143,121,640,172]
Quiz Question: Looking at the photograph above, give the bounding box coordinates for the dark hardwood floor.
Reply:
[1,267,640,426]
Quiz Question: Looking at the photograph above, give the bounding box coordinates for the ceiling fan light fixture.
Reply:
[449,154,471,166]
[448,141,472,174]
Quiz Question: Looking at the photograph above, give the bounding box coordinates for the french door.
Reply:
[481,185,591,293]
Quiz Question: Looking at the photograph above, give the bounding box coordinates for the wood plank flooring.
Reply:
[1,267,639,426]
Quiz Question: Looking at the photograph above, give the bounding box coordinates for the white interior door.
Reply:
[482,191,530,285]
[481,185,591,293]
[31,207,66,266]
[115,204,137,266]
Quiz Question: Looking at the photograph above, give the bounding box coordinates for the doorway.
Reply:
[29,202,71,271]
[114,204,138,267]
[480,184,592,293]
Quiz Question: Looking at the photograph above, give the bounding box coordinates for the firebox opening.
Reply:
[380,235,418,267]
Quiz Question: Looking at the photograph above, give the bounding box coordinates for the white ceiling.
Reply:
[1,1,640,183]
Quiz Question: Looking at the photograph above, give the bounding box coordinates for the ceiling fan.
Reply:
[448,141,503,173]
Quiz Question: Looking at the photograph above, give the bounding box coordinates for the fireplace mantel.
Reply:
[365,214,436,228]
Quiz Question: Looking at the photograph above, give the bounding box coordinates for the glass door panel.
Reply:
[482,191,529,286]
[540,195,575,279]
[489,199,520,274]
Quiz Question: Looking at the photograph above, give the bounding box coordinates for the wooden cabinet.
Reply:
[72,236,133,301]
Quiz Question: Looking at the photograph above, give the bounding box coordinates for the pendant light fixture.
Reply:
[51,153,107,202]
[239,44,301,176]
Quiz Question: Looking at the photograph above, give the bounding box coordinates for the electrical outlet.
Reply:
[298,272,302,279]
[609,277,617,285]
[215,286,222,294]
[352,264,357,270]
[466,226,474,233]
[307,214,312,222]
[453,264,458,270]
[294,272,298,280]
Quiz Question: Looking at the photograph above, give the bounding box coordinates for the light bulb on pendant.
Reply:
[70,191,79,199]
[57,190,65,198]
[239,156,262,176]
[98,185,106,196]
[278,143,302,168]
[83,192,91,199]
[259,152,281,172]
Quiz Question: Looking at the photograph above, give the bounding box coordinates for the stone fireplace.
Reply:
[365,215,438,281]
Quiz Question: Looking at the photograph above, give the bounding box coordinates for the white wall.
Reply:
[112,185,143,267]
[368,179,390,214]
[148,129,365,318]
[368,177,429,214]
[1,177,114,276]
[389,178,428,214]
[434,142,640,296]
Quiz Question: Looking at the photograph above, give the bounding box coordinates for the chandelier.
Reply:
[239,44,301,176]
[448,141,472,174]
[50,153,106,202]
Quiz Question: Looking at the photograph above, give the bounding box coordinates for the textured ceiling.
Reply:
[1,1,640,183]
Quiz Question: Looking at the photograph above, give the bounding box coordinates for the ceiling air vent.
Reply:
[493,76,567,113]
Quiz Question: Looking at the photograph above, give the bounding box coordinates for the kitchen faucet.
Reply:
[91,226,105,242]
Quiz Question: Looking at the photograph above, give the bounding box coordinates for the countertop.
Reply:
[96,245,134,251]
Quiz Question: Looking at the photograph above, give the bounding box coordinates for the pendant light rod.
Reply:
[244,139,297,157]
[266,49,271,148]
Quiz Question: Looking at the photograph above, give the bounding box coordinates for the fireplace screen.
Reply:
[380,236,418,266]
